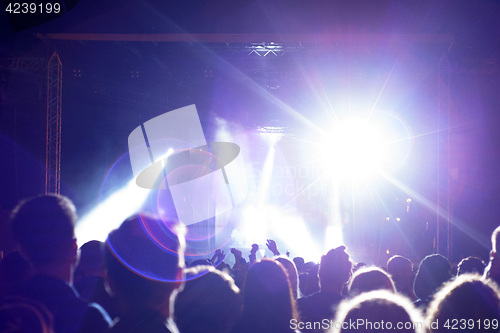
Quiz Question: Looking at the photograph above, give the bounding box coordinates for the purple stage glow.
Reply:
[76,106,416,266]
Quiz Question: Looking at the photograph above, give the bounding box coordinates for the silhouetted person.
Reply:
[277,256,300,299]
[427,274,500,333]
[387,255,417,301]
[174,265,240,333]
[485,225,500,285]
[293,257,305,272]
[73,240,118,320]
[457,256,486,276]
[330,290,426,333]
[353,262,367,273]
[299,263,320,297]
[10,194,111,333]
[248,244,259,264]
[413,254,451,309]
[348,266,396,297]
[230,258,300,333]
[230,248,248,289]
[298,246,352,333]
[105,214,185,333]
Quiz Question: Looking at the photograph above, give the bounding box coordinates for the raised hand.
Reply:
[210,249,225,265]
[215,249,226,261]
[266,239,280,256]
[249,244,259,263]
[230,247,242,258]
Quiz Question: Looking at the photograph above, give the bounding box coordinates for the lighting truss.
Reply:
[45,51,62,194]
[247,42,286,57]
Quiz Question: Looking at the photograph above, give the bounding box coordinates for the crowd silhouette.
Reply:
[1,193,500,332]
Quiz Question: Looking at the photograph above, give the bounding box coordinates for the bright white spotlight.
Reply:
[257,145,276,205]
[325,224,344,250]
[238,204,269,245]
[318,118,388,181]
[236,204,321,262]
[271,210,322,262]
[76,147,180,246]
[75,178,150,247]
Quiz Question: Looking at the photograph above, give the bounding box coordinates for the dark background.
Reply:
[1,0,499,263]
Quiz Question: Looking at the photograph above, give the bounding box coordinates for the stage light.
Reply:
[256,126,285,146]
[238,204,269,245]
[272,215,322,262]
[75,178,150,246]
[325,225,344,249]
[247,42,285,57]
[75,145,181,247]
[260,146,276,195]
[238,204,322,262]
[317,118,388,181]
[314,110,413,184]
[232,142,277,245]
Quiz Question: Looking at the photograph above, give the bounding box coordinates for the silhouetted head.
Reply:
[10,194,77,267]
[303,261,316,271]
[485,226,500,283]
[413,254,451,302]
[348,266,396,297]
[74,240,106,282]
[299,263,320,296]
[174,265,240,333]
[189,259,213,268]
[330,290,426,333]
[319,246,352,292]
[387,255,414,289]
[353,262,367,272]
[427,274,500,333]
[216,261,231,273]
[240,258,298,332]
[276,256,300,299]
[293,257,305,272]
[457,256,486,276]
[105,214,185,312]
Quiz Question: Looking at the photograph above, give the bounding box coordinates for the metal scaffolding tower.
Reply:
[45,51,62,194]
[0,57,45,70]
